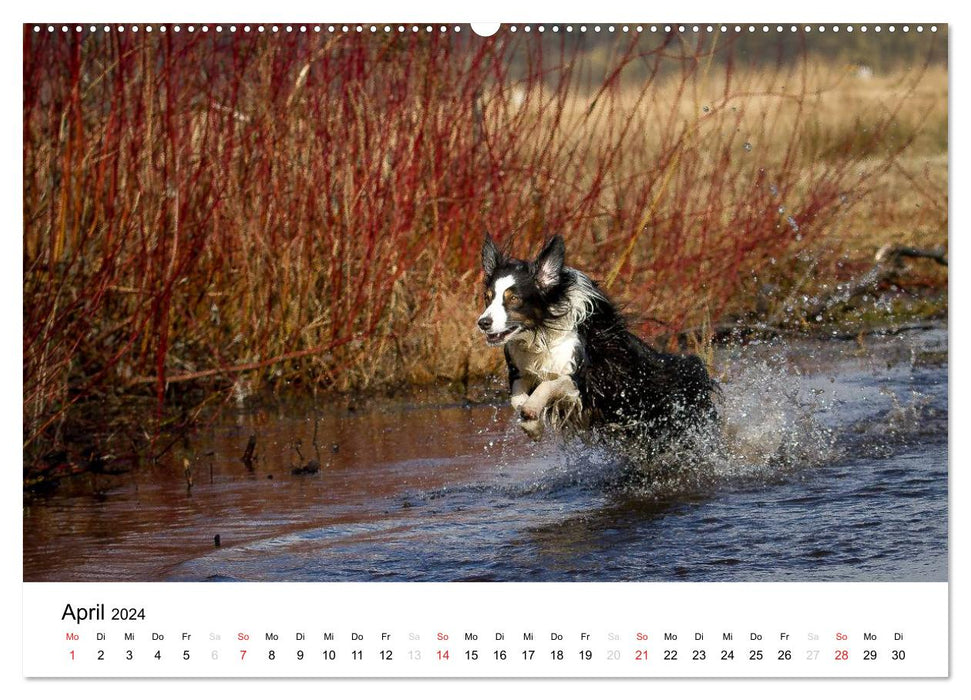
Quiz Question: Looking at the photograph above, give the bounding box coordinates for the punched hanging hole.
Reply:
[470,23,501,37]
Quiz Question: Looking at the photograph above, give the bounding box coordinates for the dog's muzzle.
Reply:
[484,327,520,345]
[477,317,520,346]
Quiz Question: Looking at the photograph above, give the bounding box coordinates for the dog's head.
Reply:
[476,234,566,346]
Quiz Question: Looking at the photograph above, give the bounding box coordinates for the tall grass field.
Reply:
[23,26,947,473]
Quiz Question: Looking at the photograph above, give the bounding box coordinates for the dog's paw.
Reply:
[519,418,544,441]
[511,393,529,412]
[519,404,539,422]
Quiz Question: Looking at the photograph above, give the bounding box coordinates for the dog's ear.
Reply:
[534,235,565,290]
[482,234,502,277]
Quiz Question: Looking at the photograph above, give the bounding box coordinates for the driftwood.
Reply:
[801,244,946,321]
[661,243,947,347]
[874,244,948,267]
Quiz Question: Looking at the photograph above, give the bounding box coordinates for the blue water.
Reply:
[24,327,947,583]
[172,328,948,582]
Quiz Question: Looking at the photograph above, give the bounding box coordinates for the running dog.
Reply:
[477,234,717,448]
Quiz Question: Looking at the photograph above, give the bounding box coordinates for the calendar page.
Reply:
[18,1,956,693]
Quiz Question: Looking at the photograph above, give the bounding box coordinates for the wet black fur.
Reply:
[567,286,718,446]
[483,235,718,450]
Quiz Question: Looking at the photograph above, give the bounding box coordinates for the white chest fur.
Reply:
[507,329,580,382]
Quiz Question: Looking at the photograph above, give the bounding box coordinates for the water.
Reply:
[23,326,947,582]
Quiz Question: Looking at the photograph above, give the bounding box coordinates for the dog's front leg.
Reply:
[520,375,578,421]
[510,378,531,413]
[511,378,544,440]
[519,375,579,440]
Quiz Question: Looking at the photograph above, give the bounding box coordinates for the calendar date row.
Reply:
[66,646,909,664]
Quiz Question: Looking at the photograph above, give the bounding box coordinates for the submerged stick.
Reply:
[241,434,257,469]
[182,457,192,492]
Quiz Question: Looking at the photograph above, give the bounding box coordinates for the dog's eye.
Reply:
[507,294,520,305]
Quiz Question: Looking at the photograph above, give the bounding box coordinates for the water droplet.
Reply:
[703,105,710,113]
[787,216,800,232]
[778,206,786,214]
[743,142,752,151]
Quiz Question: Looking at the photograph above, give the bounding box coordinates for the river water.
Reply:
[23,326,948,582]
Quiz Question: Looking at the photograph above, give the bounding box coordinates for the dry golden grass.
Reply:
[406,62,948,384]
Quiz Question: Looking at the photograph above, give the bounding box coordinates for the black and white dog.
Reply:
[477,234,717,449]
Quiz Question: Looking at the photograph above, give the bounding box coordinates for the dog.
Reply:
[477,234,717,451]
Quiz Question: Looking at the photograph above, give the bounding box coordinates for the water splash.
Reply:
[521,340,852,501]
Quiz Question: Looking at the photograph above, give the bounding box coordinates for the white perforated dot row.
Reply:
[30,24,940,35]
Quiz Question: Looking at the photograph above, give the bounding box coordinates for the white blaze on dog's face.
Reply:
[477,275,522,346]
[477,234,569,347]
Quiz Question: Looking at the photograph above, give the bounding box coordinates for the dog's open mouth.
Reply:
[485,326,520,346]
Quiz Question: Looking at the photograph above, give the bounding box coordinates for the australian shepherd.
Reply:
[477,234,717,450]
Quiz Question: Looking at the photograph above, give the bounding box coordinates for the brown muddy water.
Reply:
[23,326,947,582]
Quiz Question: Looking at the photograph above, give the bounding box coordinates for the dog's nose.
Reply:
[477,316,491,331]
